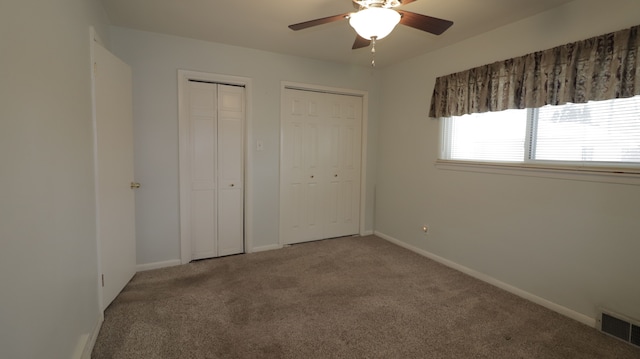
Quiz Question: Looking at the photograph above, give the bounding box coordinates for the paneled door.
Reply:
[182,81,244,260]
[92,40,137,310]
[280,88,362,244]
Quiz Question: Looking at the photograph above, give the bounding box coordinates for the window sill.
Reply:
[435,160,640,186]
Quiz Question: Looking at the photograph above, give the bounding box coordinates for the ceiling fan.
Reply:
[288,0,454,52]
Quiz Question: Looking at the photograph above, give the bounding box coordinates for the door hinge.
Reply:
[101,274,104,287]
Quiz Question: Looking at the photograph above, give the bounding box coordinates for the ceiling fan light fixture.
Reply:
[349,7,401,40]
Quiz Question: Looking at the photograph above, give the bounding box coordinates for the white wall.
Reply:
[0,1,110,358]
[376,0,640,323]
[109,28,381,265]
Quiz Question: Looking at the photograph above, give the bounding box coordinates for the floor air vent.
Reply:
[598,309,640,348]
[631,324,640,346]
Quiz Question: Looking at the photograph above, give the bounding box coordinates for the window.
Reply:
[441,96,640,168]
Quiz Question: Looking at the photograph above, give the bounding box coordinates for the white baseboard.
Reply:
[250,244,283,253]
[374,230,596,328]
[74,313,103,359]
[360,230,374,236]
[72,334,89,359]
[136,259,182,272]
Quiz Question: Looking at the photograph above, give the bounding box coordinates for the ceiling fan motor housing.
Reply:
[353,0,403,9]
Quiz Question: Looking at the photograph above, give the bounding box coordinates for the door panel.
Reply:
[217,85,244,256]
[93,42,136,310]
[340,95,362,236]
[305,181,323,240]
[192,118,216,183]
[280,97,306,243]
[327,124,340,170]
[217,188,243,256]
[326,179,340,224]
[324,93,362,238]
[217,118,243,186]
[192,191,217,259]
[286,182,304,239]
[188,82,218,260]
[306,122,321,172]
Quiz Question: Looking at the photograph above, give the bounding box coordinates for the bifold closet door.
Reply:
[186,81,244,260]
[216,85,244,256]
[280,88,362,245]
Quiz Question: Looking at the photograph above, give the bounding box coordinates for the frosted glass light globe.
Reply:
[349,7,401,40]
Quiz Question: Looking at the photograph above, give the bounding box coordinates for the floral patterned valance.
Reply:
[429,24,640,118]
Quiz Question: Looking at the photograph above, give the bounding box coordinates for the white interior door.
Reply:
[93,41,136,310]
[280,89,362,245]
[183,81,245,260]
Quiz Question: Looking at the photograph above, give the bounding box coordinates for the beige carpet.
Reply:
[93,235,640,358]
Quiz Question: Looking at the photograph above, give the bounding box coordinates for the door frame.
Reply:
[90,27,106,316]
[177,70,253,264]
[279,81,369,246]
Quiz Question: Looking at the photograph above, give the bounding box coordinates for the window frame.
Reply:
[437,105,640,186]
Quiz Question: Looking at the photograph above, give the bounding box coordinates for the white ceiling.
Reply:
[101,0,575,67]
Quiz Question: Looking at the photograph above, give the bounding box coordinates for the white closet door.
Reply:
[280,89,362,245]
[281,91,323,243]
[188,82,218,260]
[217,85,244,256]
[324,93,362,238]
[186,82,244,260]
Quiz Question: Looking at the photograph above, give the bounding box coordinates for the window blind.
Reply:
[445,109,527,162]
[532,97,640,163]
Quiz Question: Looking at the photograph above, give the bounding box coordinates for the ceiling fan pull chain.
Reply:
[371,36,377,67]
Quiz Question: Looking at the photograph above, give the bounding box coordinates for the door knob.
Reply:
[130,182,141,189]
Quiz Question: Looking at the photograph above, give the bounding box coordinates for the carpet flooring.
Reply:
[92,235,640,358]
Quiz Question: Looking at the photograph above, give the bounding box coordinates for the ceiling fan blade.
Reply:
[288,13,350,31]
[397,10,453,35]
[352,35,371,49]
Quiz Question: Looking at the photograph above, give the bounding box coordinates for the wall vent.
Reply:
[598,309,640,348]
